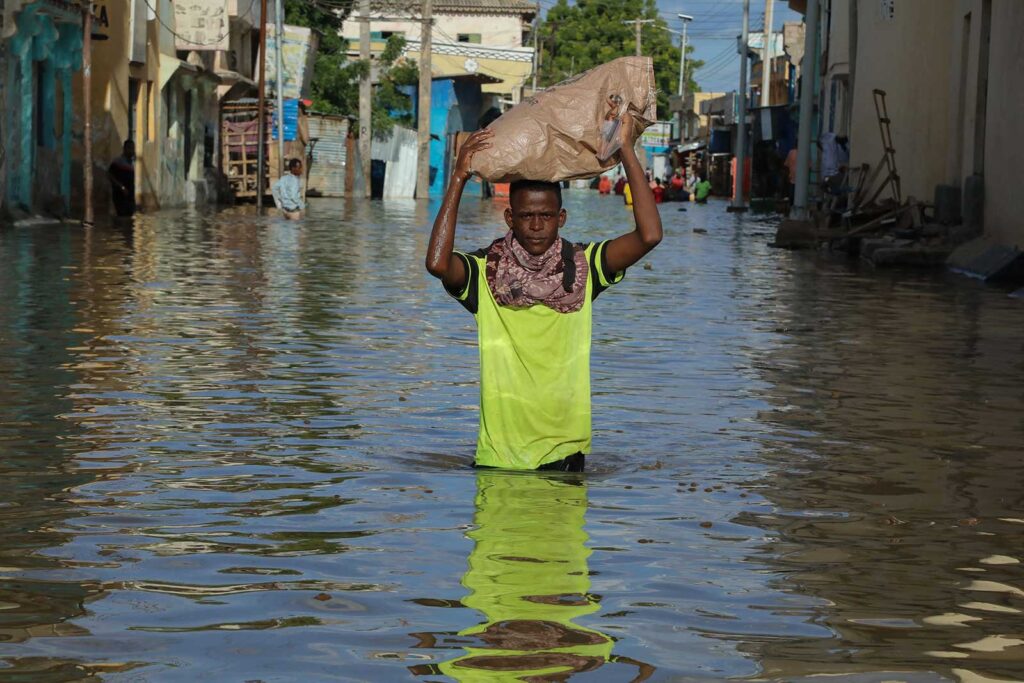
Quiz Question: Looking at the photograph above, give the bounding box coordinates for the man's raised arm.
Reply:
[603,115,663,274]
[425,129,494,292]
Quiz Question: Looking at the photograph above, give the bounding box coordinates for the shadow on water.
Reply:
[0,195,1022,680]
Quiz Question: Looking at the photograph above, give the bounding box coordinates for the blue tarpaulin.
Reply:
[272,99,299,142]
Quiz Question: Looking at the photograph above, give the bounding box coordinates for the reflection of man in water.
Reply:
[409,472,655,681]
[108,140,136,217]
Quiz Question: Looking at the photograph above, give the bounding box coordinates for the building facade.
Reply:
[814,0,1023,248]
[340,0,536,105]
[1,0,82,217]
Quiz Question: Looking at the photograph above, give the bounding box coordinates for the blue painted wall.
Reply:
[3,2,81,212]
[428,79,457,197]
[425,78,485,197]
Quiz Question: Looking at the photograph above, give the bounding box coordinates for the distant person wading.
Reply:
[272,158,306,220]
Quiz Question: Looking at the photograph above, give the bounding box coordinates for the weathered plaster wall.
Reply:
[0,38,7,216]
[849,0,954,204]
[3,2,81,215]
[71,0,131,217]
[342,13,525,49]
[981,0,1024,247]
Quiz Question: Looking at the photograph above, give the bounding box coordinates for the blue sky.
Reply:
[538,0,802,94]
[659,0,802,93]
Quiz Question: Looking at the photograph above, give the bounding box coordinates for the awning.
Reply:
[676,141,706,153]
[217,70,258,100]
[159,59,222,92]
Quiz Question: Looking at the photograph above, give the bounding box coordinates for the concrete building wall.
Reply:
[980,0,1024,247]
[0,29,7,216]
[71,0,132,216]
[822,0,850,135]
[848,0,955,204]
[341,13,524,49]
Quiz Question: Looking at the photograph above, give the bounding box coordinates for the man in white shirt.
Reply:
[271,158,305,219]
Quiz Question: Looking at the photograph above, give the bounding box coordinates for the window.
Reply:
[54,76,63,139]
[457,33,481,44]
[145,81,155,141]
[183,90,193,179]
[164,86,173,137]
[36,65,46,147]
[128,78,140,143]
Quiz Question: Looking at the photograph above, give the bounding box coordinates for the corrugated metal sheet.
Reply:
[371,126,418,198]
[307,114,348,197]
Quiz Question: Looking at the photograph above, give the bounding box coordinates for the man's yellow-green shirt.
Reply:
[446,239,624,469]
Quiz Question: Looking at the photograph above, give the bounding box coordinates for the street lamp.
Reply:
[677,14,693,98]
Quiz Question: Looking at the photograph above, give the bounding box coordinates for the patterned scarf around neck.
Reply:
[485,231,589,313]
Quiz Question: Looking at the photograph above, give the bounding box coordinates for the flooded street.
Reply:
[1,194,1023,682]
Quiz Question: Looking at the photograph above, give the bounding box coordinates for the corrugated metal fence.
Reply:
[371,125,418,198]
[307,114,348,197]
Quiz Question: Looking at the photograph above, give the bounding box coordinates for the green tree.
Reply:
[372,35,419,136]
[284,0,359,115]
[538,0,703,113]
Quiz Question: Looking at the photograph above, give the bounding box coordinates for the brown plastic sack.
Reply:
[470,56,657,183]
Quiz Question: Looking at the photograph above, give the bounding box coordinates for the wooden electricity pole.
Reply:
[761,0,774,106]
[82,4,93,226]
[256,0,268,210]
[415,0,433,199]
[622,17,655,57]
[358,0,371,198]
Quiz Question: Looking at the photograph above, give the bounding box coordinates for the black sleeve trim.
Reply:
[589,241,626,301]
[443,252,480,315]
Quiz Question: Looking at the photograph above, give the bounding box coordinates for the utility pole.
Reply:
[274,0,285,178]
[531,15,538,92]
[730,0,750,211]
[761,0,774,106]
[792,0,819,218]
[358,0,371,198]
[256,0,268,210]
[82,3,93,226]
[622,17,655,57]
[415,0,433,198]
[677,14,693,140]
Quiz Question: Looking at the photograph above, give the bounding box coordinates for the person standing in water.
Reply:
[108,140,136,217]
[271,158,305,220]
[425,114,662,471]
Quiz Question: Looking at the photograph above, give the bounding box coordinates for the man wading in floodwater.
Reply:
[425,114,662,472]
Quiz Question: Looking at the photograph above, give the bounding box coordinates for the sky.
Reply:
[537,0,803,94]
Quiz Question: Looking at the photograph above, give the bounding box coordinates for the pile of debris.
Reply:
[774,88,980,268]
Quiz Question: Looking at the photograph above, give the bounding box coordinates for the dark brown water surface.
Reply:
[1,195,1022,682]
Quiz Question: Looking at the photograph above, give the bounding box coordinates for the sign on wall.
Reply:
[261,24,318,100]
[641,121,672,149]
[174,0,229,51]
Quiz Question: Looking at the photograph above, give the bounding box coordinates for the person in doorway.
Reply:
[272,158,305,219]
[108,139,136,217]
[425,114,662,472]
[694,175,712,203]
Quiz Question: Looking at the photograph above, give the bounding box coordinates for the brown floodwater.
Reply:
[0,194,1022,682]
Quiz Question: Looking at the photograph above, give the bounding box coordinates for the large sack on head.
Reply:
[470,56,657,183]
